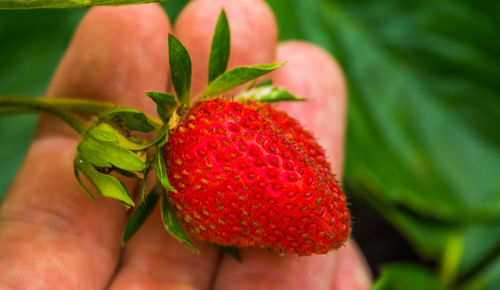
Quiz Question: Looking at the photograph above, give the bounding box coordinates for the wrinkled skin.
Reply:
[0,1,372,289]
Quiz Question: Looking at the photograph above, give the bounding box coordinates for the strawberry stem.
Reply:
[0,96,87,134]
[0,96,163,134]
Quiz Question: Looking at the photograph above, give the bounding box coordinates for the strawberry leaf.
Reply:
[208,10,230,84]
[99,107,156,132]
[153,150,177,193]
[202,63,285,97]
[218,245,242,262]
[237,85,305,103]
[160,190,198,253]
[74,156,135,206]
[122,187,160,244]
[77,136,146,172]
[145,92,177,122]
[168,34,191,106]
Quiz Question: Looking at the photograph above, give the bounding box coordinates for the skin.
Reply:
[0,1,372,289]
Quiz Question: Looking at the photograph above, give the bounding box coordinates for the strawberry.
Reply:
[165,98,350,255]
[257,103,331,170]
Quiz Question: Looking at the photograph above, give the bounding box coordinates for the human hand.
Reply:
[0,1,371,289]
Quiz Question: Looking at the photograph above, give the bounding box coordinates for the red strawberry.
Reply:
[256,103,331,170]
[165,98,350,255]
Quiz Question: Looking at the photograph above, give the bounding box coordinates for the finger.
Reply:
[0,4,170,289]
[108,1,278,289]
[332,240,372,290]
[109,207,221,290]
[174,0,278,98]
[214,41,354,290]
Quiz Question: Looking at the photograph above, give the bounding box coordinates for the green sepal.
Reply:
[99,107,156,133]
[244,78,273,91]
[121,186,161,244]
[237,85,305,103]
[74,156,135,206]
[202,63,286,97]
[257,79,273,87]
[168,34,192,106]
[77,135,146,172]
[153,150,177,192]
[151,124,169,147]
[160,190,198,253]
[208,10,230,84]
[145,92,177,122]
[73,158,96,202]
[138,167,150,202]
[88,123,148,151]
[218,245,242,262]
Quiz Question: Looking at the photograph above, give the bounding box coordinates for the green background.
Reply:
[1,0,499,288]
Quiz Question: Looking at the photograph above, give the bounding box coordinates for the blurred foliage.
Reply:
[0,0,499,288]
[373,263,444,290]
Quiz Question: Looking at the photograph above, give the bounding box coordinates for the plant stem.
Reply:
[42,97,118,114]
[0,96,162,127]
[0,97,87,134]
[0,0,166,10]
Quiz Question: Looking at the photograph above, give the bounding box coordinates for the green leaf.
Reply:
[459,248,500,290]
[77,135,146,172]
[74,157,134,206]
[145,92,177,122]
[374,263,444,290]
[237,85,305,103]
[160,191,198,253]
[99,107,156,133]
[153,150,176,192]
[202,63,285,97]
[218,245,242,262]
[168,33,191,106]
[208,10,230,83]
[122,187,160,244]
[447,221,500,288]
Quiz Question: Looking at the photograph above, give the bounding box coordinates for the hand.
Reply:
[0,1,372,289]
